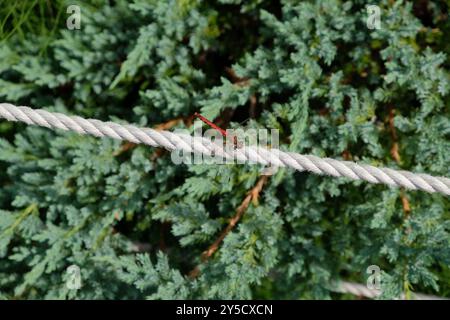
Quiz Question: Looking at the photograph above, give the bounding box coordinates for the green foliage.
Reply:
[0,0,449,299]
[0,0,67,52]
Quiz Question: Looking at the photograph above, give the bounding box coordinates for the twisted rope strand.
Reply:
[1,103,449,195]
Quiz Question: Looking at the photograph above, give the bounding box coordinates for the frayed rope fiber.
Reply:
[1,102,449,196]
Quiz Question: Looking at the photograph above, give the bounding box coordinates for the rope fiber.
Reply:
[1,102,449,196]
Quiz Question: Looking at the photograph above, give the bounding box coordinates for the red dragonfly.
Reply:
[193,112,240,148]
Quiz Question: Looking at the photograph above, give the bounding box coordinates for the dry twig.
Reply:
[189,175,269,278]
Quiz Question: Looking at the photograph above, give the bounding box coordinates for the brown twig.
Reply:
[249,94,257,119]
[342,149,352,161]
[113,141,136,157]
[154,117,185,131]
[189,175,269,278]
[388,107,411,215]
[225,67,251,87]
[389,108,401,163]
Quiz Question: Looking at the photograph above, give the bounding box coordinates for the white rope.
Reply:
[333,281,447,300]
[1,103,449,196]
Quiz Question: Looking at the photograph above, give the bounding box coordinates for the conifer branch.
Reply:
[189,175,269,278]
